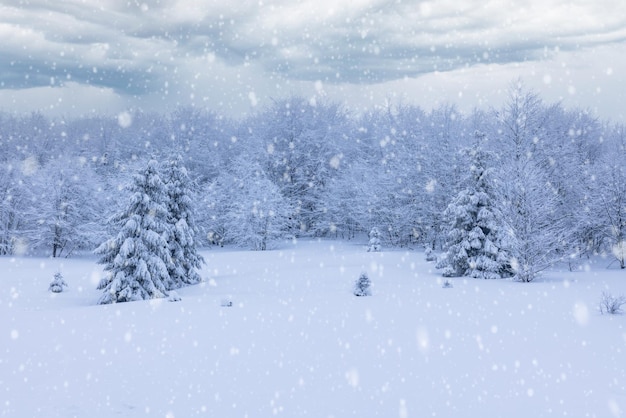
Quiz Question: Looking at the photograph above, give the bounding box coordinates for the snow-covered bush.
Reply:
[367,227,381,252]
[207,231,224,247]
[168,290,181,302]
[599,291,626,315]
[354,273,372,296]
[425,245,437,262]
[48,272,68,293]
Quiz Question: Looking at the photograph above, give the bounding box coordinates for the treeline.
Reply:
[0,84,624,269]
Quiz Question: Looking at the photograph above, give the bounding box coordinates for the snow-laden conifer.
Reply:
[162,155,204,289]
[95,159,171,304]
[353,272,372,296]
[367,227,382,252]
[425,245,437,261]
[437,147,512,279]
[48,272,68,293]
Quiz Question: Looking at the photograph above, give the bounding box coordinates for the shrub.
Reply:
[599,291,626,315]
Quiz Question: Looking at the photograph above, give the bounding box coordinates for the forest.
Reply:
[1,83,625,278]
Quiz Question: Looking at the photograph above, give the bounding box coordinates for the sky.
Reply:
[1,0,625,121]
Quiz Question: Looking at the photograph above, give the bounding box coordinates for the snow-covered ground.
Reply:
[1,239,625,418]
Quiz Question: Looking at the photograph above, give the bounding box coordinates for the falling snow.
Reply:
[0,1,625,417]
[1,241,625,417]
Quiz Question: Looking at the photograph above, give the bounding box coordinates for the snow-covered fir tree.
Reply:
[437,146,512,279]
[162,155,204,289]
[353,272,372,296]
[48,272,68,293]
[95,159,171,304]
[367,227,382,252]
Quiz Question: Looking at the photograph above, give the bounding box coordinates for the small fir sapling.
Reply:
[442,278,454,288]
[354,272,372,296]
[49,272,68,293]
[367,227,382,252]
[425,245,437,262]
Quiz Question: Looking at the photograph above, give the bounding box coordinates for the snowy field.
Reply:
[2,239,625,418]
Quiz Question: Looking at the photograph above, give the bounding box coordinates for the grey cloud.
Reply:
[1,0,625,99]
[181,0,626,84]
[0,2,177,94]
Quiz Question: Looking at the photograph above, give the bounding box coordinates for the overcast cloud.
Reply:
[1,0,625,120]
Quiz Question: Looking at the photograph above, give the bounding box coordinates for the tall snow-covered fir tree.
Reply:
[95,159,171,304]
[162,155,204,288]
[437,145,512,279]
